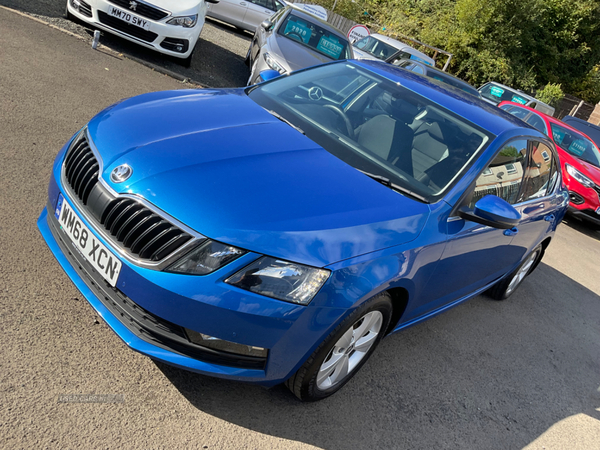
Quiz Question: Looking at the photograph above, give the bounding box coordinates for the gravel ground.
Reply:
[1,4,600,450]
[0,0,251,87]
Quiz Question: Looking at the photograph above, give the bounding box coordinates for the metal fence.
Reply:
[291,0,358,35]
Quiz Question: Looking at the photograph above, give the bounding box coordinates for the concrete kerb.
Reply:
[0,5,205,89]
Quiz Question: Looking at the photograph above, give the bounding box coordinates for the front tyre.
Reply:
[285,292,393,401]
[487,245,543,300]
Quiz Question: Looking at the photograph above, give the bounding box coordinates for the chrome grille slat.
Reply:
[62,132,195,264]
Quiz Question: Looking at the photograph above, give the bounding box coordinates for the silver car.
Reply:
[207,0,286,33]
[245,4,353,85]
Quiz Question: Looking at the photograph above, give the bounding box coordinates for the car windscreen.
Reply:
[277,14,351,60]
[562,118,600,149]
[353,36,398,60]
[479,84,528,105]
[247,62,492,202]
[550,123,600,167]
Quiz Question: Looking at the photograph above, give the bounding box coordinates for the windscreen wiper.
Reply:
[358,170,427,202]
[266,109,305,135]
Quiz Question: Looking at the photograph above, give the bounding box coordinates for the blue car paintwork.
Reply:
[38,60,568,386]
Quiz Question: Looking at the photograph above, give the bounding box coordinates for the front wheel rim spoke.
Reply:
[328,355,349,385]
[354,331,378,353]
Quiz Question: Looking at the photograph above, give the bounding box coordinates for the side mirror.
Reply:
[351,38,357,44]
[458,195,521,229]
[260,20,273,31]
[258,69,281,83]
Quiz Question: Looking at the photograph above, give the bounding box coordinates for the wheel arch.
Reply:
[384,287,409,335]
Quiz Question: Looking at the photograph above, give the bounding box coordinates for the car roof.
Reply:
[285,4,347,40]
[354,61,539,136]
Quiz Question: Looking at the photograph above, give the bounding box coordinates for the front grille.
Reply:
[64,133,99,205]
[78,0,92,17]
[62,131,196,265]
[47,213,266,370]
[594,184,600,198]
[101,198,193,261]
[569,191,585,205]
[106,0,169,21]
[98,11,159,42]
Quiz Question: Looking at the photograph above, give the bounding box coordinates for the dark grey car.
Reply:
[245,4,353,85]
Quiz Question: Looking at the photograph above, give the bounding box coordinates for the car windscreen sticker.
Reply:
[489,86,504,97]
[511,95,527,104]
[317,35,343,59]
[410,55,432,65]
[284,18,311,44]
[552,128,565,145]
[568,139,587,156]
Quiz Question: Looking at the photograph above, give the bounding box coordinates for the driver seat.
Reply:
[357,115,415,176]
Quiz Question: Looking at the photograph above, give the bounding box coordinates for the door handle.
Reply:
[544,214,555,222]
[504,227,519,236]
[240,2,247,5]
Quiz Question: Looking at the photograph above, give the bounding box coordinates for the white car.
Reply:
[352,34,435,66]
[207,0,286,33]
[65,0,219,65]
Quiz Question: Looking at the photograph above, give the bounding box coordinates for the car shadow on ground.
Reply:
[562,215,600,241]
[157,262,600,449]
[0,0,250,88]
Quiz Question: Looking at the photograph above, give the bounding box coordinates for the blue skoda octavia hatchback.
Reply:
[38,61,568,401]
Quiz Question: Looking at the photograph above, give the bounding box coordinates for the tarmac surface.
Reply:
[1,5,600,450]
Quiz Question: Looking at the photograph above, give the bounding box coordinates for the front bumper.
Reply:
[37,145,348,385]
[67,0,205,58]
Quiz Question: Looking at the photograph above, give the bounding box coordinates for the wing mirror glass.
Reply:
[458,195,521,229]
[260,20,273,31]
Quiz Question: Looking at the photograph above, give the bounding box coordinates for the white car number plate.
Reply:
[596,206,600,215]
[56,194,122,287]
[107,6,150,30]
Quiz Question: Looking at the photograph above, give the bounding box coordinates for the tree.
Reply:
[362,0,600,102]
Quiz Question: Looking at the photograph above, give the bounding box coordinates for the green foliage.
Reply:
[499,146,521,158]
[535,83,564,107]
[361,0,600,103]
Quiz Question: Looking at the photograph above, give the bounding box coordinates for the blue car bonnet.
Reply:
[87,89,429,267]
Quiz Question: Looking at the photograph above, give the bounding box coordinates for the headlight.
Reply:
[166,14,198,28]
[166,240,245,275]
[263,52,287,74]
[225,257,330,305]
[565,164,594,188]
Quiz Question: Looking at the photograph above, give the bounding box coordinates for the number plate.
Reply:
[596,206,600,215]
[107,6,150,30]
[56,194,122,287]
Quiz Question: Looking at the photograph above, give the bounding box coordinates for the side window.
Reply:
[499,104,513,111]
[251,0,271,8]
[469,140,528,208]
[274,0,285,11]
[519,141,557,201]
[412,65,425,74]
[524,113,547,134]
[508,106,529,120]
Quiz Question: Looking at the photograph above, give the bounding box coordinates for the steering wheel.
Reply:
[286,32,304,42]
[324,104,354,137]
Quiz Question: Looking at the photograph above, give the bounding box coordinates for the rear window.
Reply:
[278,14,351,60]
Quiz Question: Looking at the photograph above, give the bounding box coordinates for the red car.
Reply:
[499,101,600,227]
